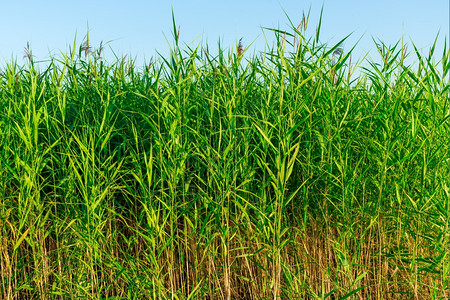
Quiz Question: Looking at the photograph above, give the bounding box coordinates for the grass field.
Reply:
[0,14,449,299]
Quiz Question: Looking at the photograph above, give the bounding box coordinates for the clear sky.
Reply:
[0,1,448,71]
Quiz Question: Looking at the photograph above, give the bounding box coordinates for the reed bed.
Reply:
[0,13,448,299]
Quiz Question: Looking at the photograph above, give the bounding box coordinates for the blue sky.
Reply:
[0,1,448,71]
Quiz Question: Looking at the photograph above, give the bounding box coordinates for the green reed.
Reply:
[0,11,448,299]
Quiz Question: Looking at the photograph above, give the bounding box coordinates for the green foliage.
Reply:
[0,13,448,299]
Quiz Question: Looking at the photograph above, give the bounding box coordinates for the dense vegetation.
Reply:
[0,13,448,299]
